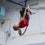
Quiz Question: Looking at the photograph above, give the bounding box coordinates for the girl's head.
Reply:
[13,24,19,31]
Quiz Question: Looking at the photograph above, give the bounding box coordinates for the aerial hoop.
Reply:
[21,11,30,35]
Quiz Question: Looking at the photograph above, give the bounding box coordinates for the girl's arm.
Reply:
[20,16,21,21]
[23,8,26,21]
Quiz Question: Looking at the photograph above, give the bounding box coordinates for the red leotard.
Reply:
[19,19,28,28]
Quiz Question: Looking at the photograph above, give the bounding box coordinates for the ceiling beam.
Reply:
[6,0,28,7]
[6,0,23,6]
[25,0,28,6]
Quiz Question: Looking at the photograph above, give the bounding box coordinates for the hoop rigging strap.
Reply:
[22,0,24,7]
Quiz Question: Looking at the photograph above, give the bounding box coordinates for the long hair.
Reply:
[13,26,18,31]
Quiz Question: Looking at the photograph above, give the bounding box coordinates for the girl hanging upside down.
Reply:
[13,5,35,36]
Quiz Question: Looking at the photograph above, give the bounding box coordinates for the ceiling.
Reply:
[0,0,39,11]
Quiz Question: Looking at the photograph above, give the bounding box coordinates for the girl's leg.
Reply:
[18,28,22,35]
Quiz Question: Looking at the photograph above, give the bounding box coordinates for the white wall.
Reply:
[39,0,45,7]
[39,9,45,32]
[0,22,6,45]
